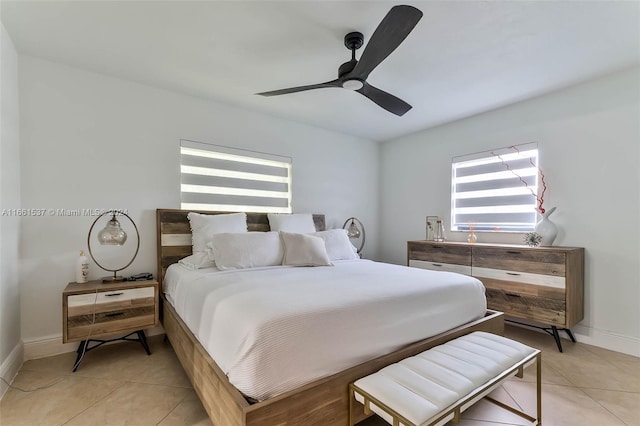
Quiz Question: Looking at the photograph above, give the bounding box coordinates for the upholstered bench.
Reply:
[349,332,541,426]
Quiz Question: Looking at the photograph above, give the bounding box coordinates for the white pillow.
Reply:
[178,252,216,270]
[187,212,247,254]
[267,213,316,233]
[207,232,283,270]
[312,229,359,261]
[280,232,332,267]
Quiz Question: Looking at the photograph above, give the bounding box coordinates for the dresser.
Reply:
[407,241,584,352]
[62,279,159,371]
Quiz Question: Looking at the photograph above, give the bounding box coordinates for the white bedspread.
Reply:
[165,260,486,401]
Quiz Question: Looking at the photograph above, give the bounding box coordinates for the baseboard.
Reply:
[23,326,165,361]
[573,325,640,357]
[0,341,24,400]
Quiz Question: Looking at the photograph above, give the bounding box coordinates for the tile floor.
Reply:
[1,325,638,425]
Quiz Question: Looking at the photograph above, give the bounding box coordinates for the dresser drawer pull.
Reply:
[105,292,124,297]
[432,246,444,249]
[506,272,521,276]
[506,250,521,255]
[105,311,124,317]
[505,292,522,297]
[431,263,443,267]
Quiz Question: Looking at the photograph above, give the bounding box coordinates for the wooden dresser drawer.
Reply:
[485,288,566,325]
[409,259,472,275]
[472,247,566,276]
[407,241,584,332]
[407,242,471,266]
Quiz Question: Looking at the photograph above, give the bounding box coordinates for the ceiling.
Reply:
[2,1,639,142]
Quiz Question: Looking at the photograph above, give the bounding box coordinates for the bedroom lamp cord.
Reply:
[0,288,99,393]
[71,288,99,372]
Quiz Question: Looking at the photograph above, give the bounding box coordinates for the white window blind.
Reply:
[451,143,539,232]
[180,140,292,213]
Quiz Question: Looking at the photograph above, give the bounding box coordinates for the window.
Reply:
[451,143,540,232]
[180,140,292,213]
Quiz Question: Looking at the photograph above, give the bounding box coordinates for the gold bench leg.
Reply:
[537,352,542,425]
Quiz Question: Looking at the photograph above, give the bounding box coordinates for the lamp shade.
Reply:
[346,220,361,239]
[97,215,128,246]
[342,217,365,255]
[88,210,139,283]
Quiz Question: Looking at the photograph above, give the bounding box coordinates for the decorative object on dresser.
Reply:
[535,206,558,246]
[343,217,365,255]
[425,215,439,241]
[524,232,542,247]
[87,210,140,283]
[62,279,159,371]
[408,240,584,352]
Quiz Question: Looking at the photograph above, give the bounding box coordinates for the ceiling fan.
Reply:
[256,5,423,117]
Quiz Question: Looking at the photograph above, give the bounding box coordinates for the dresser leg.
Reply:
[551,326,563,352]
[137,330,151,355]
[564,328,576,342]
[72,340,89,372]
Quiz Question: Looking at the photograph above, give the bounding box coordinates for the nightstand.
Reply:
[62,279,159,371]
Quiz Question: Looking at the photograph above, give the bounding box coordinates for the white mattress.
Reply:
[164,260,486,401]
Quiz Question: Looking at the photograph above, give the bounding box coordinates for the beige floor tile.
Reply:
[0,370,122,426]
[542,352,640,393]
[25,336,192,389]
[457,397,531,425]
[503,325,560,352]
[582,388,640,425]
[4,328,639,426]
[503,381,626,425]
[64,381,192,426]
[157,389,213,426]
[509,357,572,387]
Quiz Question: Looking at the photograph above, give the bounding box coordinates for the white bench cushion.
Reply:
[353,331,537,426]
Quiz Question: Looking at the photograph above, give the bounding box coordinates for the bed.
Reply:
[156,209,504,425]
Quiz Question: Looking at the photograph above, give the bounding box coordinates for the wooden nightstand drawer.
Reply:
[67,306,155,341]
[68,287,155,316]
[63,280,159,343]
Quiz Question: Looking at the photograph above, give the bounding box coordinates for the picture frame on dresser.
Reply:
[408,240,585,352]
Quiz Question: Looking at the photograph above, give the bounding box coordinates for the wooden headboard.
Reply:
[156,209,326,289]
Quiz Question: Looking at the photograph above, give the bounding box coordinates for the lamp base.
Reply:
[102,275,125,284]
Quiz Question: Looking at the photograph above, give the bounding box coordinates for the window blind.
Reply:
[451,143,539,232]
[180,140,292,213]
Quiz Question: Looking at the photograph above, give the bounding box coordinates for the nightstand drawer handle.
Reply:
[506,272,521,276]
[105,292,124,297]
[431,263,443,267]
[505,292,522,297]
[105,311,125,317]
[506,251,521,255]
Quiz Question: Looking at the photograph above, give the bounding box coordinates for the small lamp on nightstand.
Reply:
[342,217,365,255]
[87,210,139,283]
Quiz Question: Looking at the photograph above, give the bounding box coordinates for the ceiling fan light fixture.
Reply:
[342,79,364,91]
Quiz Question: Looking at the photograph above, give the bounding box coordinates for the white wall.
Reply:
[380,67,640,355]
[18,55,379,347]
[0,24,23,393]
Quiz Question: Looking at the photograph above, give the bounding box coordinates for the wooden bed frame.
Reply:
[156,209,504,426]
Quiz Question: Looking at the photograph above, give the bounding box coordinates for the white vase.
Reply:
[535,206,558,246]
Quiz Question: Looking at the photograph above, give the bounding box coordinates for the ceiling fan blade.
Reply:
[357,82,412,116]
[350,5,423,81]
[256,80,342,96]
